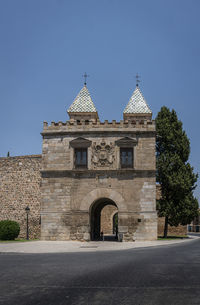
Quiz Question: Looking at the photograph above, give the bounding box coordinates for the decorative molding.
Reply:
[40,169,156,177]
[41,130,156,137]
[91,140,115,168]
[69,137,92,148]
[80,188,127,211]
[115,137,137,147]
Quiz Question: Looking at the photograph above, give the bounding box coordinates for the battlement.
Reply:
[42,119,155,135]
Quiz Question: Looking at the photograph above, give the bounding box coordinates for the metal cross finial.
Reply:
[136,73,140,87]
[83,72,89,86]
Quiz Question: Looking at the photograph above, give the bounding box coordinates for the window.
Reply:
[120,148,133,168]
[75,148,87,168]
[115,137,136,169]
[70,138,91,169]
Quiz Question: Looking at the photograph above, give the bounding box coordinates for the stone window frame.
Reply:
[69,137,92,170]
[115,137,137,169]
[74,148,88,168]
[120,147,133,168]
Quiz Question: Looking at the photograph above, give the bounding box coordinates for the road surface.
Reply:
[0,238,200,305]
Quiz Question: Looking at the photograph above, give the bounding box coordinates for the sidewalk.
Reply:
[0,235,199,253]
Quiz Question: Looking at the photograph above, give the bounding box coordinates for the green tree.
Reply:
[156,106,198,237]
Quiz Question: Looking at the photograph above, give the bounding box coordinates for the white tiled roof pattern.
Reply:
[123,86,152,114]
[68,85,97,113]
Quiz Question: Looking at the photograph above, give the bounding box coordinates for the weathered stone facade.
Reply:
[0,85,160,241]
[157,217,187,236]
[0,155,185,239]
[40,113,157,241]
[0,155,41,239]
[101,205,118,235]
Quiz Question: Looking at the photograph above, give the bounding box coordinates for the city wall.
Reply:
[0,155,41,239]
[0,154,186,239]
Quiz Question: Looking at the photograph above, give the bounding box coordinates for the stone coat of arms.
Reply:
[92,140,115,167]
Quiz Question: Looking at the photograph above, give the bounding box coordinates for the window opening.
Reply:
[75,148,87,168]
[120,148,133,168]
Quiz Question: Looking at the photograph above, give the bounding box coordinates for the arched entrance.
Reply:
[90,198,118,241]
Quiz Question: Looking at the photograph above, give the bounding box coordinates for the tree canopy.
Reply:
[156,106,198,237]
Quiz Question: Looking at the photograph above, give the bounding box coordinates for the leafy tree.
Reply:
[156,106,198,237]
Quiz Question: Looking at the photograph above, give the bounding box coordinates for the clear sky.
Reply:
[0,0,199,201]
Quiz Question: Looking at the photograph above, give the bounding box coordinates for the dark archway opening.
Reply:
[90,198,118,241]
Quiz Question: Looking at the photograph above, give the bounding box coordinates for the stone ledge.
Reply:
[40,169,156,178]
[41,130,156,137]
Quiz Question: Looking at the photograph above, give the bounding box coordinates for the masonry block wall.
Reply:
[0,155,41,239]
[101,205,118,234]
[157,218,187,236]
[0,154,186,240]
[41,120,157,241]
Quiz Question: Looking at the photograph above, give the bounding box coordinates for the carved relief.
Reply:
[92,140,115,167]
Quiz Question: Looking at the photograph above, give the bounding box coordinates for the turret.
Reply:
[67,85,99,123]
[123,85,152,121]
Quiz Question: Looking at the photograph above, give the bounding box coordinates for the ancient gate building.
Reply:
[41,84,157,241]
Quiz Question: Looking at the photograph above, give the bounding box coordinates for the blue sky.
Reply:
[0,0,199,201]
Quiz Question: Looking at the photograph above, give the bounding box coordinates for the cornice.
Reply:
[41,169,156,178]
[41,130,156,137]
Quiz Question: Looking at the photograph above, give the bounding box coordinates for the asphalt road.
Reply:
[1,238,200,305]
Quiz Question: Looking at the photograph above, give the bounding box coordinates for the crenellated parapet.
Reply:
[42,119,155,135]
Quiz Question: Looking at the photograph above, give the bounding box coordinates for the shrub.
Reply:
[0,220,20,240]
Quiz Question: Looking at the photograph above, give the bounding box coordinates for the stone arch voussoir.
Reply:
[80,188,127,212]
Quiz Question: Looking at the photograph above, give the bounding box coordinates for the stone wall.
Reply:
[40,119,157,241]
[101,205,187,237]
[101,205,118,234]
[40,170,157,241]
[0,155,41,239]
[157,217,187,236]
[0,154,187,240]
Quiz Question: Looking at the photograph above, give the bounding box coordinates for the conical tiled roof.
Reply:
[123,86,152,114]
[67,85,97,113]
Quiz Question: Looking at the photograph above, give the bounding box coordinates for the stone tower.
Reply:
[41,84,157,241]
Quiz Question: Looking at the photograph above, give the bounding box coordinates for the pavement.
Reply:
[1,235,200,305]
[0,234,199,253]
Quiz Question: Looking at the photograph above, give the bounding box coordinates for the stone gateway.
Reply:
[40,84,157,241]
